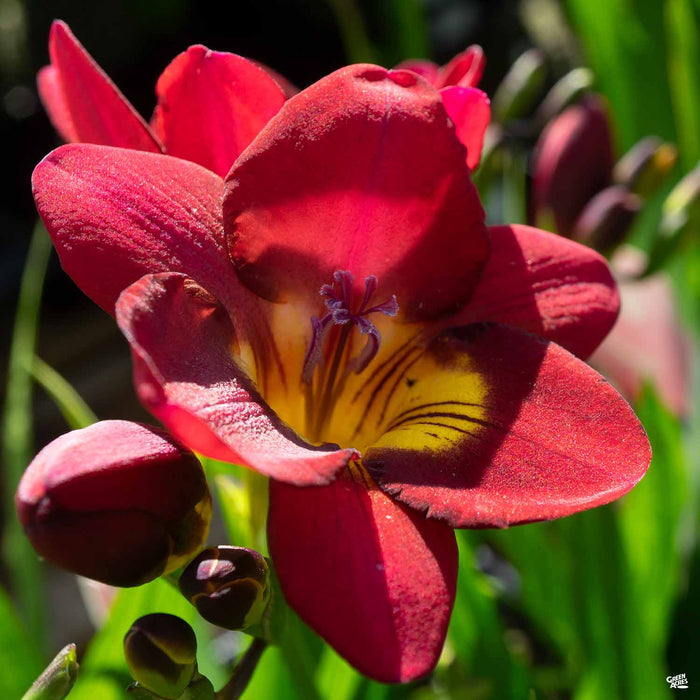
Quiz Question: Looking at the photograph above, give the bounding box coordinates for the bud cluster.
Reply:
[478,47,691,267]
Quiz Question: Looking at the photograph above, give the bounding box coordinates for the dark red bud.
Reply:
[16,420,211,587]
[531,95,615,237]
[124,614,197,699]
[572,185,642,252]
[179,546,269,631]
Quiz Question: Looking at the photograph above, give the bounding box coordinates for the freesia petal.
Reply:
[437,45,485,88]
[440,86,490,169]
[393,59,440,85]
[452,225,619,358]
[37,64,77,142]
[249,59,299,98]
[365,323,650,528]
[152,46,286,178]
[116,273,357,486]
[268,467,457,682]
[32,144,234,314]
[224,64,488,320]
[41,21,161,151]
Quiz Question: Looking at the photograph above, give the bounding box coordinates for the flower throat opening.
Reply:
[302,270,398,442]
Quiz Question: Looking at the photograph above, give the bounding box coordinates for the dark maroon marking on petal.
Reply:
[366,323,650,528]
[348,344,424,441]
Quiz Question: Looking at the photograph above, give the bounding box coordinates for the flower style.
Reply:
[30,58,651,682]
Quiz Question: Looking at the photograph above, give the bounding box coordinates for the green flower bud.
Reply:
[124,614,197,700]
[492,48,547,124]
[613,136,678,198]
[22,644,78,700]
[179,546,270,633]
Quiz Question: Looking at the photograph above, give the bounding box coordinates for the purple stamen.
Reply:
[359,275,378,312]
[302,315,332,385]
[302,270,399,384]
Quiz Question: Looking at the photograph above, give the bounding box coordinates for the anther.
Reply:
[302,271,398,385]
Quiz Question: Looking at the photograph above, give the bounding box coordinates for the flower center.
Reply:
[302,270,398,442]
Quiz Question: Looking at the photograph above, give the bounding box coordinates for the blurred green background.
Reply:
[2,0,699,698]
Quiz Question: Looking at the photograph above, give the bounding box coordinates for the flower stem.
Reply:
[3,221,52,653]
[215,638,268,700]
[324,0,377,64]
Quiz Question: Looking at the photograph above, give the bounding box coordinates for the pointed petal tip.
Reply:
[268,472,457,683]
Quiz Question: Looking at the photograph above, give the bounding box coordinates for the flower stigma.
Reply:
[302,270,398,441]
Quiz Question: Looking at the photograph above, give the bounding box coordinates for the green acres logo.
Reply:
[667,673,689,690]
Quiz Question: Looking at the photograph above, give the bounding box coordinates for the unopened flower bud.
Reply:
[535,67,594,126]
[16,420,211,587]
[572,185,642,252]
[492,48,547,124]
[613,136,678,198]
[22,644,78,700]
[124,614,197,700]
[179,546,270,632]
[531,95,614,237]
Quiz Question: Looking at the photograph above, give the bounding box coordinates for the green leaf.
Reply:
[487,523,578,663]
[315,645,363,700]
[242,610,322,700]
[324,0,377,64]
[565,0,677,150]
[2,221,52,649]
[214,475,256,550]
[371,0,429,65]
[30,356,98,430]
[665,0,700,170]
[615,386,689,698]
[69,579,223,700]
[0,585,45,697]
[447,532,530,697]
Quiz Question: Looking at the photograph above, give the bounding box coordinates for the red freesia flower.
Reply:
[39,21,490,174]
[397,45,489,170]
[38,20,287,177]
[31,61,650,682]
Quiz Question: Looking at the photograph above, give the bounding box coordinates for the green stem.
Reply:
[30,356,98,430]
[2,222,52,651]
[325,0,378,64]
[215,638,268,700]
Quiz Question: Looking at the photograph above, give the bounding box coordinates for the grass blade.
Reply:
[2,221,52,651]
[29,356,98,430]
